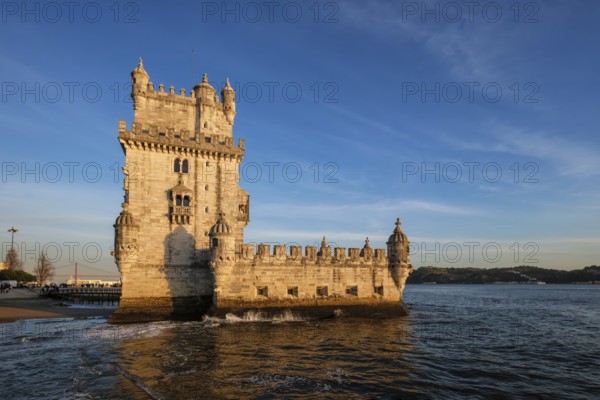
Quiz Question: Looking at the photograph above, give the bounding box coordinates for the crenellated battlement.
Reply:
[117,120,245,160]
[135,80,232,103]
[136,81,195,102]
[235,243,391,266]
[129,58,236,137]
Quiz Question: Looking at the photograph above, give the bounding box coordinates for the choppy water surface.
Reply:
[1,285,599,399]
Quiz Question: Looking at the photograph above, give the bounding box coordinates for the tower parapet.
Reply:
[128,60,237,136]
[233,242,390,267]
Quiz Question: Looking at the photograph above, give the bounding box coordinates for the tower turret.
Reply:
[193,73,217,103]
[221,78,236,125]
[318,235,332,258]
[387,218,409,266]
[131,57,149,94]
[386,218,412,292]
[360,236,374,260]
[209,213,235,262]
[113,204,139,270]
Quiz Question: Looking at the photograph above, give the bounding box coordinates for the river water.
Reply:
[1,285,598,399]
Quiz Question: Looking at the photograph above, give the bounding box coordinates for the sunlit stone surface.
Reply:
[111,59,412,322]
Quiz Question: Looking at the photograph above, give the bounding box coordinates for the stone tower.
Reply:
[112,59,249,319]
[111,60,413,322]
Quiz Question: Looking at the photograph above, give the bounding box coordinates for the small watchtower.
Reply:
[209,213,236,261]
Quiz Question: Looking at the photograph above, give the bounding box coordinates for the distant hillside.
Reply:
[406,265,600,284]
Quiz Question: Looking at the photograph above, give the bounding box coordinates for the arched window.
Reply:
[174,158,181,173]
[182,159,189,174]
[183,196,190,207]
[176,195,182,206]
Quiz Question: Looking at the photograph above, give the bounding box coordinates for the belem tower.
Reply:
[110,59,413,322]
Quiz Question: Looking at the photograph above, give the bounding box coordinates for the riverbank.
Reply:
[0,288,115,323]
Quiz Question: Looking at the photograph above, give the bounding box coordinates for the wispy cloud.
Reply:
[446,126,600,177]
[339,0,513,81]
[253,198,479,220]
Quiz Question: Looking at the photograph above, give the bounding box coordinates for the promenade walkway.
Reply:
[0,288,114,323]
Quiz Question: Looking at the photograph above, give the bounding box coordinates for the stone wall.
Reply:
[212,243,412,309]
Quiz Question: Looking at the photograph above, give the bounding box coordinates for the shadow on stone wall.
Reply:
[162,225,214,320]
[165,225,196,266]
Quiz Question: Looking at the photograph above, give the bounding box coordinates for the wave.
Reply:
[202,309,308,326]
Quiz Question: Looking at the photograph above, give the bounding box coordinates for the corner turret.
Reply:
[387,218,409,266]
[113,204,139,270]
[221,78,236,125]
[386,218,412,292]
[131,57,150,94]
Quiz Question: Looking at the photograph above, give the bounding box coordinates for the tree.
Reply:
[0,269,35,282]
[5,248,23,271]
[33,252,55,286]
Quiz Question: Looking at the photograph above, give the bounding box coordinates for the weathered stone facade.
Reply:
[110,59,412,322]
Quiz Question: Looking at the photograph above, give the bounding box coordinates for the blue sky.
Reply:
[1,0,599,279]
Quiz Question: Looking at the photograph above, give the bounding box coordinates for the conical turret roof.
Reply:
[115,207,136,227]
[209,213,232,235]
[387,218,408,244]
[131,57,149,78]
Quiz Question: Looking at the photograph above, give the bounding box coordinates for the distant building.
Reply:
[111,59,413,322]
[0,262,7,271]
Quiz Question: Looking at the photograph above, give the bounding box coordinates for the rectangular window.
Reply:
[204,137,211,143]
[287,287,298,297]
[374,286,384,296]
[316,286,328,297]
[346,286,358,296]
[257,286,268,297]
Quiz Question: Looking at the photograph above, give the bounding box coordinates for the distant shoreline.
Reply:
[407,265,600,285]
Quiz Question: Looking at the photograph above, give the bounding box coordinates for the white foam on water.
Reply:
[229,309,305,323]
[202,309,306,326]
[200,315,223,328]
[273,309,305,322]
[243,373,333,393]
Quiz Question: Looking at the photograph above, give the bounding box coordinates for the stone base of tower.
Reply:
[210,298,410,319]
[108,296,213,324]
[108,263,214,324]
